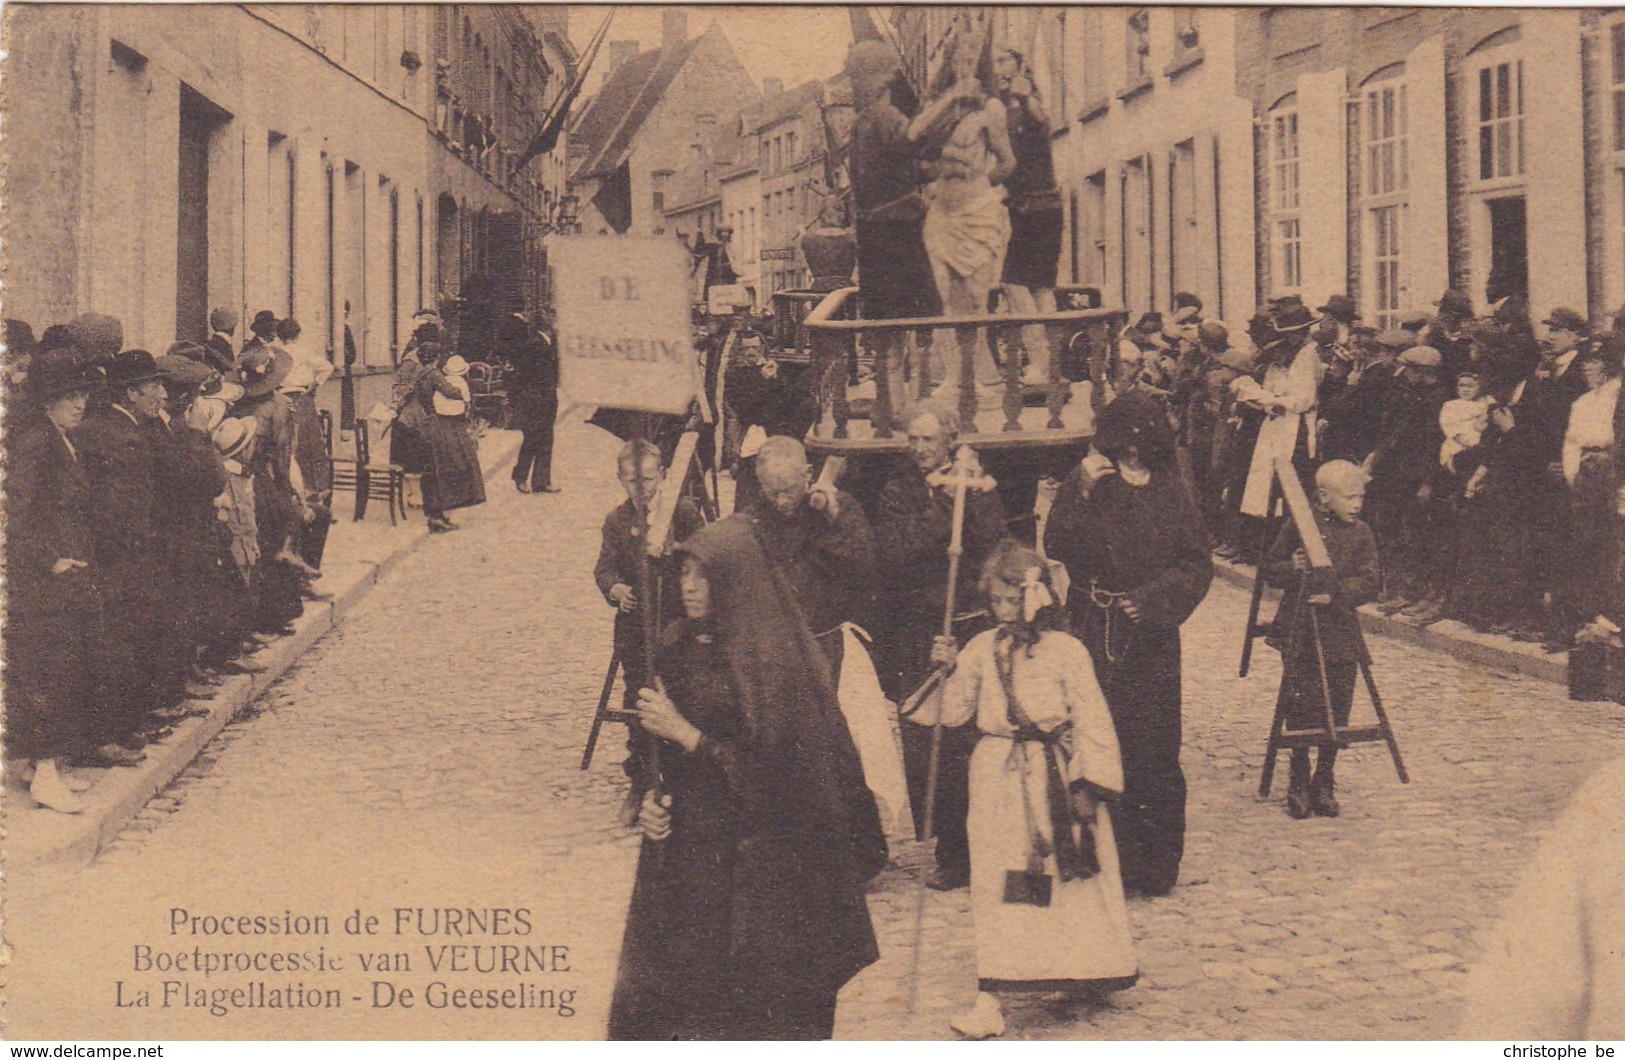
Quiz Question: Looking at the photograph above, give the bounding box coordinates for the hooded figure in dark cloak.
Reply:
[608,518,886,1040]
[1043,392,1213,897]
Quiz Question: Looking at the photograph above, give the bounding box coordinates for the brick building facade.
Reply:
[2,4,574,369]
[1236,7,1587,327]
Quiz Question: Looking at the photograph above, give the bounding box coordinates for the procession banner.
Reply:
[552,236,699,415]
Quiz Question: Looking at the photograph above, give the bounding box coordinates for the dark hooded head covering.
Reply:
[1095,390,1177,470]
[671,517,883,985]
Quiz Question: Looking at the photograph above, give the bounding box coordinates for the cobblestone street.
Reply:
[7,416,1624,1041]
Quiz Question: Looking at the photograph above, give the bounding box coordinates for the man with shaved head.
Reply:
[745,436,877,661]
[744,438,911,842]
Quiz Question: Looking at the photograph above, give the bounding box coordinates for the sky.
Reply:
[566,5,857,97]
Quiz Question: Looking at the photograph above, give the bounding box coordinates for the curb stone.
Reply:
[1211,556,1567,686]
[2,431,523,871]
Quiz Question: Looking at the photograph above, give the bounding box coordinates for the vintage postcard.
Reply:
[2,2,1623,1044]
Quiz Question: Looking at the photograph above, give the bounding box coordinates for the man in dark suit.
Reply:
[205,307,239,373]
[243,309,278,357]
[154,354,230,707]
[1525,308,1594,644]
[1368,345,1450,619]
[872,403,1007,890]
[340,300,359,433]
[74,348,170,753]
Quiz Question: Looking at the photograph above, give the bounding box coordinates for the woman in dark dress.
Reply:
[414,348,486,532]
[610,519,886,1040]
[5,349,102,812]
[1043,392,1213,897]
[1446,333,1544,635]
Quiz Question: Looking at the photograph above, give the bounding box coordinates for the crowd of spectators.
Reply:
[1109,288,1624,662]
[3,308,340,813]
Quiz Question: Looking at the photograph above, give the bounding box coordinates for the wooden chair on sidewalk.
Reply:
[329,418,407,525]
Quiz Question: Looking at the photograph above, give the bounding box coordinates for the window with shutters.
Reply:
[1476,57,1524,182]
[1370,205,1403,329]
[1363,68,1409,328]
[1270,100,1302,295]
[1082,171,1108,286]
[1365,81,1407,197]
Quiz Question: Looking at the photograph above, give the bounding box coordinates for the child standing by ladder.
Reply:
[1260,460,1383,819]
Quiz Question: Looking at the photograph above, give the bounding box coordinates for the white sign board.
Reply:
[553,236,699,415]
[707,284,750,315]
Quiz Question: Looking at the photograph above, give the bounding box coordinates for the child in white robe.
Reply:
[914,541,1138,1039]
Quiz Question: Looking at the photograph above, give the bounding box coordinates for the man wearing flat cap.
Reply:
[1537,307,1592,405]
[153,354,230,706]
[1181,320,1248,536]
[1368,345,1452,619]
[75,350,172,754]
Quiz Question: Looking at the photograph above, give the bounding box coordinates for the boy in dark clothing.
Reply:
[1262,460,1383,819]
[594,439,705,823]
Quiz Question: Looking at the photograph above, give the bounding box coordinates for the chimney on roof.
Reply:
[763,77,783,98]
[608,40,638,75]
[662,10,688,52]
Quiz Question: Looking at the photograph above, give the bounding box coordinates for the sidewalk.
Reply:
[2,429,523,872]
[1212,556,1568,686]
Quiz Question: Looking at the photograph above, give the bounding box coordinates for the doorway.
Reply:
[176,85,230,342]
[1486,196,1529,303]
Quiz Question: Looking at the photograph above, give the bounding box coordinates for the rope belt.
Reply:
[1088,581,1134,665]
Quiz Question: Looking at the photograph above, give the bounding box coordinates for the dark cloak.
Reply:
[1043,468,1212,895]
[607,518,885,1040]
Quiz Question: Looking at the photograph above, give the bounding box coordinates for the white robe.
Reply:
[835,625,912,845]
[933,629,1138,988]
[1239,341,1324,517]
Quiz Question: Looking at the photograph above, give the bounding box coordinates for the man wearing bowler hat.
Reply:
[244,309,279,356]
[1425,289,1476,381]
[74,348,172,754]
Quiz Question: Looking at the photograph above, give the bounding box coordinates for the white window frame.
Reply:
[1269,102,1303,296]
[1466,28,1528,307]
[1472,50,1525,190]
[1083,170,1108,287]
[1362,72,1409,329]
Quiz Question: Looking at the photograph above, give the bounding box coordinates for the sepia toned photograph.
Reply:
[1,1,1622,1043]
